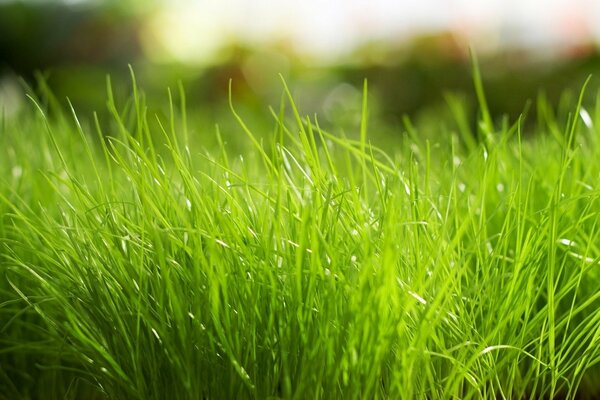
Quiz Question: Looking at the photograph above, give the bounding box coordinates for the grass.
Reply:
[2,71,600,399]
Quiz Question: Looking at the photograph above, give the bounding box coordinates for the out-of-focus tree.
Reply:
[0,1,150,76]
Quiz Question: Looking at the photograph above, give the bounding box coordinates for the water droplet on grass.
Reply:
[151,328,161,342]
[121,236,129,254]
[215,239,229,248]
[557,238,577,247]
[408,290,427,305]
[568,251,596,264]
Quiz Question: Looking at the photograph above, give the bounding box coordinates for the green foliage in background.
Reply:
[2,71,600,399]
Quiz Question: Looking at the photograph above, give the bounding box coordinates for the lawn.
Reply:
[2,70,600,399]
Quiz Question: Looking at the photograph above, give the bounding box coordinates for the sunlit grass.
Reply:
[2,73,600,399]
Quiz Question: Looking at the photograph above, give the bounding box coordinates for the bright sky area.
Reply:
[2,0,600,64]
[140,0,600,64]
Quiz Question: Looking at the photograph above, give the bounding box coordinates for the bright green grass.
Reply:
[2,73,600,399]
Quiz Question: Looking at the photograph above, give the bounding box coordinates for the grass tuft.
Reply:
[2,75,600,399]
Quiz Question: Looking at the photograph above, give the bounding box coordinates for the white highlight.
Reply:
[11,166,23,179]
[557,238,577,247]
[580,108,593,129]
[408,290,427,305]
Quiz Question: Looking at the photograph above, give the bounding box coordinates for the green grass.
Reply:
[2,73,600,399]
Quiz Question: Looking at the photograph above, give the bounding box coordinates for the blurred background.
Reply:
[2,0,600,133]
